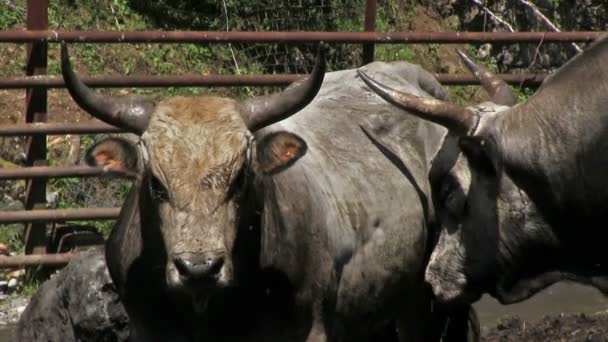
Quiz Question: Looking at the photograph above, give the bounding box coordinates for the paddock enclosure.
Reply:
[0,0,607,339]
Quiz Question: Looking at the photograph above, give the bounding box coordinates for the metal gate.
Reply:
[0,0,603,268]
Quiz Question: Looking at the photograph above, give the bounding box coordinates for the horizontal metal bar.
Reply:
[0,74,302,89]
[0,252,74,268]
[435,73,548,85]
[0,208,120,224]
[0,122,122,136]
[0,30,603,44]
[0,73,548,89]
[0,165,106,180]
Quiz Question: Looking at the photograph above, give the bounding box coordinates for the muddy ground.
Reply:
[482,313,608,342]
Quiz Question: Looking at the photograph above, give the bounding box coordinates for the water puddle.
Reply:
[0,324,14,342]
[475,281,608,333]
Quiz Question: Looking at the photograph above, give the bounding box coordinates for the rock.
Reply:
[0,138,26,165]
[15,247,129,342]
[0,295,29,324]
[16,305,26,316]
[0,243,8,256]
[5,269,25,279]
[7,278,18,290]
[45,191,59,209]
[0,194,23,211]
[477,43,492,59]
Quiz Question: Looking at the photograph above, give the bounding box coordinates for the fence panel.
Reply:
[0,0,605,267]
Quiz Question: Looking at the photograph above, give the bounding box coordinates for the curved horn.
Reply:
[357,70,477,134]
[456,49,516,106]
[61,42,155,134]
[240,44,328,131]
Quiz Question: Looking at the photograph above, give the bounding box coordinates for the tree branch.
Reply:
[516,0,582,53]
[471,0,515,32]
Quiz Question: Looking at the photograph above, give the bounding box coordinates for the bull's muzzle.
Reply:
[173,252,225,281]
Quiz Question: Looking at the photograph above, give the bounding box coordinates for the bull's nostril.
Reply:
[207,256,224,276]
[173,253,225,280]
[174,257,192,277]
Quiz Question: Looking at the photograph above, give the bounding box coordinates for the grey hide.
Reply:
[257,61,455,339]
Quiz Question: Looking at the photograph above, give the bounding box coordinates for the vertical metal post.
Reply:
[23,0,49,255]
[362,0,377,65]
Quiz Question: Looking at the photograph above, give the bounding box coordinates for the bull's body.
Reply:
[59,37,476,341]
[257,63,449,338]
[107,62,454,341]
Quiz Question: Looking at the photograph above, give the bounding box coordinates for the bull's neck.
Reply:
[489,184,605,304]
[495,167,608,303]
[494,102,608,230]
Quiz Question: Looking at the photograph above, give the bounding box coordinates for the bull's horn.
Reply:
[240,43,328,132]
[456,49,516,106]
[357,70,477,134]
[61,42,155,135]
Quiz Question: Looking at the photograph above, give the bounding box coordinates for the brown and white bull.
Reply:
[358,35,608,306]
[61,42,475,341]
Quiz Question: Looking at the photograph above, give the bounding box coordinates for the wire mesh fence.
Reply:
[127,0,401,74]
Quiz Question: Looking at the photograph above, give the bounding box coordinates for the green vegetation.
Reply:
[513,86,535,102]
[0,225,24,254]
[0,2,24,28]
[18,277,41,296]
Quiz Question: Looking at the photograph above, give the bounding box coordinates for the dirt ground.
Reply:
[482,313,608,342]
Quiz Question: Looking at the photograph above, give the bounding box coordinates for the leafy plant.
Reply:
[18,277,41,296]
[0,225,24,253]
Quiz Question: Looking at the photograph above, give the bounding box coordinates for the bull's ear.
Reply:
[85,137,140,176]
[256,131,307,175]
[458,136,500,175]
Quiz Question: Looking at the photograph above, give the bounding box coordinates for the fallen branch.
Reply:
[471,0,515,32]
[516,0,582,53]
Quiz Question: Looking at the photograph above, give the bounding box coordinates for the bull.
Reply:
[61,41,475,341]
[358,35,608,306]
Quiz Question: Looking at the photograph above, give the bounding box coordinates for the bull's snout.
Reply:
[173,252,224,280]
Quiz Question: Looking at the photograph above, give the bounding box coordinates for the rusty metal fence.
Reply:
[0,0,605,268]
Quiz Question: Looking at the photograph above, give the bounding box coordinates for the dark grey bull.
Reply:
[359,35,608,306]
[62,42,474,341]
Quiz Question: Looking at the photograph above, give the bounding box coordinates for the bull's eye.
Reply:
[440,178,465,216]
[149,174,169,202]
[225,165,247,201]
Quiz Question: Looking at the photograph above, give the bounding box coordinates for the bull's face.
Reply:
[86,98,307,294]
[62,43,325,297]
[143,97,251,291]
[424,121,509,304]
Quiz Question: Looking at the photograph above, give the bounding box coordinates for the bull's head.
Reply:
[360,36,608,305]
[62,43,326,298]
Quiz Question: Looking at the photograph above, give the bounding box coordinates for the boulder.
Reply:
[15,247,129,342]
